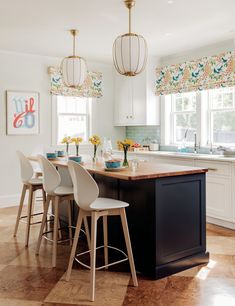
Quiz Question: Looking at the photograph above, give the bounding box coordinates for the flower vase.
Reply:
[123,146,129,167]
[66,143,69,159]
[76,145,79,156]
[92,144,97,164]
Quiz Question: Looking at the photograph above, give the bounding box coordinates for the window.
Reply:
[208,87,235,145]
[53,96,91,144]
[171,92,197,143]
[162,86,235,147]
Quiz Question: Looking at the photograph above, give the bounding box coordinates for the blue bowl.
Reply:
[57,150,65,157]
[105,160,121,169]
[46,152,58,159]
[68,156,82,163]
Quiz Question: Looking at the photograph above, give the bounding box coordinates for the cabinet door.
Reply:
[206,176,232,222]
[130,74,146,125]
[114,74,132,126]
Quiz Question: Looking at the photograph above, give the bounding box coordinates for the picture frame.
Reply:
[6,90,40,135]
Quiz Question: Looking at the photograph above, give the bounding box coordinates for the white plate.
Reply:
[104,166,126,172]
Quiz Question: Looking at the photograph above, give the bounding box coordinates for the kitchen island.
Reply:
[32,157,209,279]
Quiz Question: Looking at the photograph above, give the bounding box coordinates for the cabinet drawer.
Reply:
[195,160,231,176]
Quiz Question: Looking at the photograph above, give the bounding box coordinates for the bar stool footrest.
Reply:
[74,245,128,271]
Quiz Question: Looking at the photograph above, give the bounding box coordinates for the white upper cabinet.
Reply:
[113,57,160,126]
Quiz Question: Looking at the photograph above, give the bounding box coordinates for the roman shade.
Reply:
[155,51,235,96]
[48,66,102,98]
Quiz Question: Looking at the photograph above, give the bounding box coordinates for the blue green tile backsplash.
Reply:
[126,126,160,145]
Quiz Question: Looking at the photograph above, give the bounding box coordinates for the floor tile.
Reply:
[44,269,130,306]
[0,298,42,306]
[0,265,64,301]
[123,275,235,306]
[0,242,25,264]
[207,223,235,237]
[207,236,235,255]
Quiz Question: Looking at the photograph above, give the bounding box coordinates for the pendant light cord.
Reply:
[129,7,131,34]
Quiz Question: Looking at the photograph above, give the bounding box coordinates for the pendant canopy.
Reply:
[113,0,148,77]
[61,29,87,88]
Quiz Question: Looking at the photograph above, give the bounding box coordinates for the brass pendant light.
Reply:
[113,0,148,77]
[61,29,87,88]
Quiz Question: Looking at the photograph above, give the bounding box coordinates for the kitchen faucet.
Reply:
[194,132,200,153]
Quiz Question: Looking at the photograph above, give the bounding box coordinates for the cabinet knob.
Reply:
[126,116,129,119]
[130,115,133,118]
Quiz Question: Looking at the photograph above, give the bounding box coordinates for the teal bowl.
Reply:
[57,150,65,157]
[68,156,82,163]
[105,160,121,169]
[46,152,58,159]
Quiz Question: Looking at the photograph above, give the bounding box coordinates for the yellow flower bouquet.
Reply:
[117,139,134,167]
[71,137,83,156]
[89,135,101,162]
[61,136,72,155]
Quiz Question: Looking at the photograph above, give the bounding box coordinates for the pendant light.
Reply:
[61,29,87,88]
[113,0,148,77]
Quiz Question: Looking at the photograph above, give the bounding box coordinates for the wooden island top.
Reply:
[30,156,208,181]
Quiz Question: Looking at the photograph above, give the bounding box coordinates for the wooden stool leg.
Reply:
[42,190,48,232]
[68,201,72,246]
[36,195,51,255]
[120,208,138,287]
[14,184,27,237]
[84,216,91,249]
[25,186,34,247]
[103,215,108,269]
[90,211,98,302]
[52,196,59,267]
[66,210,84,281]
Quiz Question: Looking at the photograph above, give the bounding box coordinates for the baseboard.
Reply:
[207,216,235,230]
[0,194,20,208]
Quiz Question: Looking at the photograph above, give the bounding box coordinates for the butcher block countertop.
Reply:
[29,157,208,181]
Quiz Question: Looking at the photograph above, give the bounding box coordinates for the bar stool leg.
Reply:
[103,215,108,269]
[66,210,84,281]
[36,195,51,255]
[68,201,72,246]
[90,211,98,302]
[84,216,91,249]
[52,196,59,267]
[42,189,48,232]
[14,184,27,237]
[25,186,34,247]
[120,208,138,287]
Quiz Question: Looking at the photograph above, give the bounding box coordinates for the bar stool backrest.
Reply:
[68,160,99,211]
[16,150,34,184]
[37,155,61,195]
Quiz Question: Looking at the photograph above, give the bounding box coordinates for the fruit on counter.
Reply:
[132,143,141,148]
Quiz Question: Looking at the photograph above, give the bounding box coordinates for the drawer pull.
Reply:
[208,167,217,171]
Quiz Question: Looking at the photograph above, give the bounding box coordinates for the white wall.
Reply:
[0,51,125,207]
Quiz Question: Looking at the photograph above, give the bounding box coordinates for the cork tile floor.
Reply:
[0,205,235,306]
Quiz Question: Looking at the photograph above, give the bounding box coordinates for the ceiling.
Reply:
[0,0,234,62]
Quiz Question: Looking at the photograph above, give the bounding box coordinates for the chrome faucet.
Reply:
[194,133,197,153]
[194,133,201,153]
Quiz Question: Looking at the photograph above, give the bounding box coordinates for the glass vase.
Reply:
[123,147,129,167]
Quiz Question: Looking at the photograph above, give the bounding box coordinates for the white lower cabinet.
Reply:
[206,176,232,222]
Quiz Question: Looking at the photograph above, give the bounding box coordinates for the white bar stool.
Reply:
[14,151,46,247]
[66,161,138,302]
[36,155,90,268]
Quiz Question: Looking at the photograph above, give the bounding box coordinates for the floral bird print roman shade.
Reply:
[48,66,102,98]
[155,51,235,96]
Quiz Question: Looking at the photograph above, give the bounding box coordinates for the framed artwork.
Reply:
[6,91,40,135]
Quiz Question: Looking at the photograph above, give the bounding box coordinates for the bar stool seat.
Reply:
[28,178,43,185]
[54,186,73,195]
[90,198,129,210]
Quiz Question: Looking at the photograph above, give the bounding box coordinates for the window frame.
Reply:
[52,95,91,145]
[161,87,235,148]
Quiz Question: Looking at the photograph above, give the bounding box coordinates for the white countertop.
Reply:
[113,150,235,163]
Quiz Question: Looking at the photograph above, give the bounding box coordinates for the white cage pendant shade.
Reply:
[113,0,148,77]
[61,29,87,88]
[113,33,147,76]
